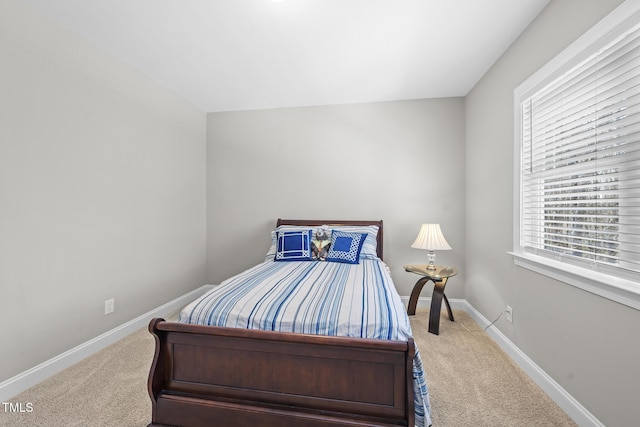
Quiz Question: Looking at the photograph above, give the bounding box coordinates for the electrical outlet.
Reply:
[104,298,115,315]
[505,305,513,323]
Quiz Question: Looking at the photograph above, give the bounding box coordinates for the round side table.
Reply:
[404,264,458,335]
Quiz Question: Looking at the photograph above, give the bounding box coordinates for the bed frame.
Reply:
[147,219,416,427]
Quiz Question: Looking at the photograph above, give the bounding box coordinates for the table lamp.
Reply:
[411,224,451,270]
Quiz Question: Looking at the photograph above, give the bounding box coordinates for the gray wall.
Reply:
[207,99,465,298]
[0,1,207,381]
[465,0,639,425]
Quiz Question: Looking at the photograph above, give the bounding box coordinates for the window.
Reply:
[513,1,640,310]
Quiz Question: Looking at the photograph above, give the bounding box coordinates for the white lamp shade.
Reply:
[411,224,452,251]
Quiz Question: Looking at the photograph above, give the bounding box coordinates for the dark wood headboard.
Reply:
[276,219,384,260]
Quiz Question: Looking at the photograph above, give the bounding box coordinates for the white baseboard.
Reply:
[404,295,603,427]
[0,285,214,402]
[399,295,468,312]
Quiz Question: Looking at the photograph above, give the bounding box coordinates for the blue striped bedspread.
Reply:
[179,258,432,427]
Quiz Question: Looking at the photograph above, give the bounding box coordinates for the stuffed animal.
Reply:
[311,226,331,261]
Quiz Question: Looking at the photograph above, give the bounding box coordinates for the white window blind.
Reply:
[520,21,640,280]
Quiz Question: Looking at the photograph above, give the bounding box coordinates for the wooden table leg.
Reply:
[428,277,450,335]
[443,293,454,321]
[407,277,430,315]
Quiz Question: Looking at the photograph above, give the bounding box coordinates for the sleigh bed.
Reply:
[147,219,431,427]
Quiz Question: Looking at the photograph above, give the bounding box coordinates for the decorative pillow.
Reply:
[326,231,367,264]
[331,225,379,259]
[266,227,312,261]
[275,230,313,261]
[266,225,380,261]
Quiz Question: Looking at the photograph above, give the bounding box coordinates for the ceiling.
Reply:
[23,0,550,113]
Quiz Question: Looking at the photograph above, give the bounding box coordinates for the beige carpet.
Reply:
[1,309,576,427]
[411,309,576,427]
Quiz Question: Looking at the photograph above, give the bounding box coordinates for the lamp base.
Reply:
[426,250,437,270]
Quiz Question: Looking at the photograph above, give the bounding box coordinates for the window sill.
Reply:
[510,252,640,311]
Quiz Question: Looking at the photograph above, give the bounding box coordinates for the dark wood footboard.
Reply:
[148,318,415,427]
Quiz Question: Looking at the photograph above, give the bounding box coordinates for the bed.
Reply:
[147,219,431,427]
